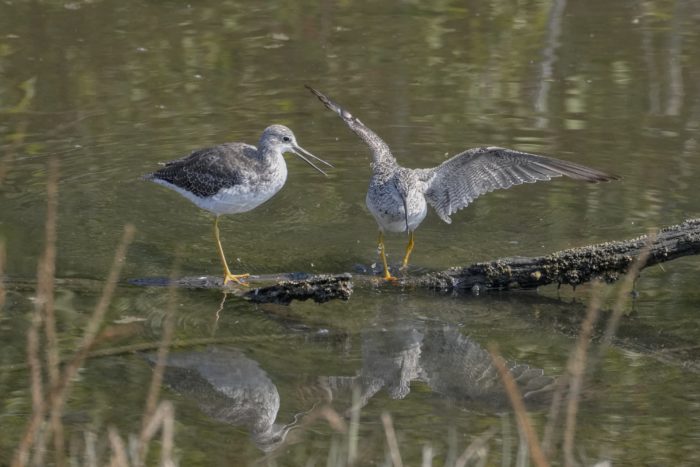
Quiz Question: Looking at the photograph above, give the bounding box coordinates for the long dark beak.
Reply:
[292,144,333,176]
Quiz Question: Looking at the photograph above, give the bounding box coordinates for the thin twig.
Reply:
[542,372,569,457]
[12,160,61,467]
[160,401,176,467]
[501,414,512,467]
[347,386,360,466]
[41,158,65,467]
[381,412,403,467]
[41,158,60,382]
[107,428,129,467]
[454,427,497,467]
[53,225,135,402]
[488,345,550,467]
[563,282,605,467]
[0,240,6,314]
[421,444,433,467]
[600,235,654,351]
[45,224,135,462]
[138,254,180,466]
[84,431,97,467]
[139,401,175,466]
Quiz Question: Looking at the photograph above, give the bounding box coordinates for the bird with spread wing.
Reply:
[306,85,619,281]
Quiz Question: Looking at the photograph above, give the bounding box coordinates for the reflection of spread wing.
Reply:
[420,326,555,405]
[417,147,619,223]
[146,143,252,197]
[306,85,394,163]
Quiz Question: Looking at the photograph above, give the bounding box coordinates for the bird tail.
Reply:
[402,197,410,233]
[393,178,411,233]
[305,85,358,126]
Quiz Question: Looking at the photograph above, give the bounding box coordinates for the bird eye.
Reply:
[282,136,291,142]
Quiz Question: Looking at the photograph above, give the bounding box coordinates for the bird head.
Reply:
[259,125,333,175]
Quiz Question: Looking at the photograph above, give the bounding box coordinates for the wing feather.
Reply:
[145,143,250,197]
[419,147,619,223]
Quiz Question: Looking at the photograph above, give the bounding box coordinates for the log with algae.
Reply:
[139,218,700,301]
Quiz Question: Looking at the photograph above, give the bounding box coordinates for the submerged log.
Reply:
[126,218,700,302]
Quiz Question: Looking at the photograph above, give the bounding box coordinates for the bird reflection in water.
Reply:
[150,323,555,453]
[323,322,555,412]
[147,347,302,452]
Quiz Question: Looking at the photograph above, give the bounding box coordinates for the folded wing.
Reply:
[145,144,248,198]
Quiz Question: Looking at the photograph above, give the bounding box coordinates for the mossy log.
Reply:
[411,218,700,293]
[130,218,700,303]
[130,273,354,305]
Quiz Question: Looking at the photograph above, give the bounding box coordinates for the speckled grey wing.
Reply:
[146,143,250,197]
[418,146,618,223]
[306,85,393,163]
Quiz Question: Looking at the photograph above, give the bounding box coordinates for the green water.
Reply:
[1,0,700,465]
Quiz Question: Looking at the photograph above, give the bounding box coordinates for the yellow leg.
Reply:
[400,231,415,271]
[213,216,250,286]
[377,231,397,281]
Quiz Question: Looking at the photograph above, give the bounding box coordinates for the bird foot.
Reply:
[383,274,399,282]
[223,273,250,286]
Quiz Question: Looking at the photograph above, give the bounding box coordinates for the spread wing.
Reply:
[418,146,619,223]
[306,85,394,164]
[145,143,250,197]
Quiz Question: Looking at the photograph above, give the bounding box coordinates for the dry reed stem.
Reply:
[0,240,6,314]
[515,427,529,467]
[300,405,347,433]
[421,444,433,467]
[600,236,654,350]
[40,158,65,467]
[381,412,403,467]
[11,160,61,467]
[160,402,176,467]
[54,224,135,401]
[11,288,44,467]
[561,238,650,467]
[488,345,550,467]
[107,428,129,467]
[46,224,135,463]
[138,401,176,466]
[347,386,360,466]
[501,413,512,467]
[41,158,60,382]
[562,282,604,467]
[541,372,568,457]
[84,431,97,467]
[138,255,179,466]
[454,427,497,467]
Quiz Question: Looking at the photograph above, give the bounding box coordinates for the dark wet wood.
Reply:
[411,218,700,293]
[148,218,700,300]
[10,219,699,304]
[128,273,354,305]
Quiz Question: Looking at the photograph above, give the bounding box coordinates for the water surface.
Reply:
[1,0,700,465]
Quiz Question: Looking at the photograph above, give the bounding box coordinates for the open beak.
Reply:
[292,144,334,176]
